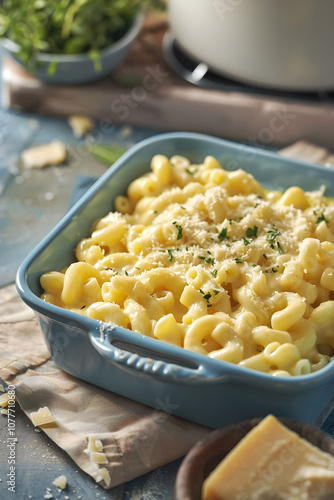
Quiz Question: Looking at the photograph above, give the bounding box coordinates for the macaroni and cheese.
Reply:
[40,154,334,377]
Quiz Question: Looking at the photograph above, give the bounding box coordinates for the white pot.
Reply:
[167,0,334,91]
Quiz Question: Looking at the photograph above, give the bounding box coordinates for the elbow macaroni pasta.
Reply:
[40,154,334,377]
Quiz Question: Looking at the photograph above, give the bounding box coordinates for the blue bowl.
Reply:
[16,132,334,428]
[1,11,144,85]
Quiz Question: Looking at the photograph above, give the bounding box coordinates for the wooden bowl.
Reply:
[174,417,334,500]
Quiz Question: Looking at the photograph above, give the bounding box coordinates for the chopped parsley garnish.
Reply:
[218,228,229,241]
[203,292,212,301]
[172,222,183,240]
[205,257,215,265]
[213,289,219,295]
[242,238,250,245]
[212,269,218,278]
[198,255,206,260]
[167,249,174,262]
[246,225,258,238]
[186,168,197,175]
[315,212,329,225]
[235,257,244,264]
[125,270,129,276]
[199,289,204,294]
[263,254,268,259]
[272,266,279,273]
[277,242,284,254]
[153,210,158,214]
[80,305,86,309]
[266,226,281,243]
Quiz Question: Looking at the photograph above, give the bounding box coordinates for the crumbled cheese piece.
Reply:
[1,409,8,415]
[21,140,67,169]
[90,451,108,464]
[120,125,133,138]
[87,435,104,453]
[95,467,111,488]
[30,406,56,427]
[52,475,67,490]
[68,115,94,138]
[0,393,11,407]
[0,384,5,392]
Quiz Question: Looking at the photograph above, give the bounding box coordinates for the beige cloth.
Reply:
[0,285,210,489]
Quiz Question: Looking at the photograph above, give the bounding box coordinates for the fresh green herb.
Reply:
[242,238,250,245]
[272,266,279,273]
[315,213,329,225]
[266,226,281,243]
[199,289,204,294]
[263,254,268,259]
[212,269,218,278]
[124,270,128,276]
[91,144,127,166]
[198,255,206,260]
[213,289,219,295]
[0,0,164,73]
[205,257,215,265]
[176,225,183,240]
[235,257,244,264]
[203,292,212,301]
[218,228,229,241]
[277,242,284,254]
[246,225,258,238]
[153,210,158,214]
[167,249,174,262]
[185,168,196,175]
[80,305,86,309]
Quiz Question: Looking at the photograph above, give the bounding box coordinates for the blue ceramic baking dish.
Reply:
[16,132,334,428]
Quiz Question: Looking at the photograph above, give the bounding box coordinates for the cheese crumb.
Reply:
[52,475,67,490]
[87,435,104,453]
[68,115,94,138]
[0,393,12,407]
[1,409,8,415]
[0,384,5,392]
[95,467,111,488]
[21,140,67,169]
[90,451,108,464]
[30,406,56,427]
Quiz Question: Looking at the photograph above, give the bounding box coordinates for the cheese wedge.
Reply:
[202,415,334,500]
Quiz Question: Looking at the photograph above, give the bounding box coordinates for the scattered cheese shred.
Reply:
[90,451,108,465]
[95,467,111,488]
[21,140,67,169]
[68,115,94,138]
[52,475,67,489]
[87,434,103,453]
[30,406,56,427]
[1,409,8,415]
[0,384,5,392]
[0,393,11,407]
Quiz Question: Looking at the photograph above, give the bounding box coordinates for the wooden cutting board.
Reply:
[2,13,334,148]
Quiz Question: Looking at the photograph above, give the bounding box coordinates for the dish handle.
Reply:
[88,326,226,380]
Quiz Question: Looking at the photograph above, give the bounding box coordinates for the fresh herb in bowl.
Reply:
[0,0,165,82]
